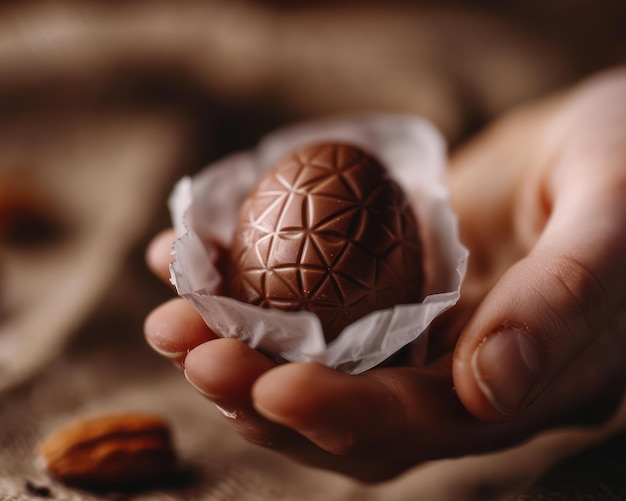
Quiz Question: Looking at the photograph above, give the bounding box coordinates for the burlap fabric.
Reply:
[1,2,625,499]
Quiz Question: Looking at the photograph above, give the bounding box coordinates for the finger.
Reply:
[534,322,626,428]
[454,96,626,421]
[192,342,623,476]
[184,338,292,447]
[146,229,177,284]
[253,363,405,456]
[185,338,276,402]
[184,339,414,480]
[251,357,497,462]
[144,298,217,365]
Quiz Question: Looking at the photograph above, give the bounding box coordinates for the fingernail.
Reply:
[184,370,240,419]
[144,317,187,359]
[472,328,542,416]
[214,403,239,420]
[184,369,215,398]
[147,340,186,360]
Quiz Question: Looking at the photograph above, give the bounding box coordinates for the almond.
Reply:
[37,413,177,487]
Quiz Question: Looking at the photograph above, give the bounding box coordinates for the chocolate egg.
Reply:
[228,142,424,342]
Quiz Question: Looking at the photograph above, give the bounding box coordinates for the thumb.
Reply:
[453,148,626,422]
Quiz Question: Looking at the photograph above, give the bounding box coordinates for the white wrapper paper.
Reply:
[169,115,468,374]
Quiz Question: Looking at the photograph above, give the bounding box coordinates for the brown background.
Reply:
[1,1,625,499]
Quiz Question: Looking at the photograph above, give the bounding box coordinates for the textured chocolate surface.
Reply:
[228,142,424,342]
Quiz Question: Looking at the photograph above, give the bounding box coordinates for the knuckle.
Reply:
[537,253,611,338]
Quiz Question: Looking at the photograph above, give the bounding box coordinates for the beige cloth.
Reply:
[1,2,625,500]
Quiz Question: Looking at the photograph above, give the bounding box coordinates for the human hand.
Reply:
[144,68,626,481]
[449,67,626,422]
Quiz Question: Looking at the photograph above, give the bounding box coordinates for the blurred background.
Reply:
[0,0,625,499]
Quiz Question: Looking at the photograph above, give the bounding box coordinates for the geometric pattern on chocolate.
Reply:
[229,142,424,342]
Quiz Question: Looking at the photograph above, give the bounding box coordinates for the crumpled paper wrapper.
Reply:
[169,115,468,374]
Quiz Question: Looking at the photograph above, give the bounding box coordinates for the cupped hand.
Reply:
[144,68,626,481]
[449,68,626,422]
